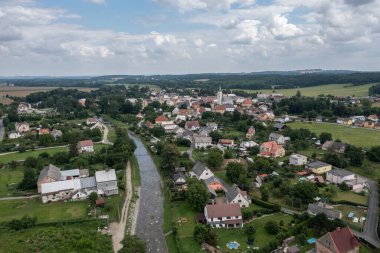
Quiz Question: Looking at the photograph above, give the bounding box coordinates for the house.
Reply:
[155,115,170,125]
[204,177,224,191]
[50,129,62,140]
[95,169,119,196]
[145,121,154,129]
[78,140,94,153]
[326,168,355,184]
[306,161,332,174]
[242,98,253,108]
[336,118,353,125]
[225,184,250,208]
[288,246,300,253]
[307,202,342,220]
[316,227,360,253]
[206,122,218,131]
[214,105,226,114]
[274,123,287,131]
[322,141,347,153]
[60,169,80,180]
[194,136,212,149]
[289,154,308,166]
[316,116,324,122]
[190,161,214,180]
[368,114,378,122]
[41,179,82,204]
[351,116,366,123]
[224,104,235,112]
[185,121,200,131]
[173,172,187,185]
[269,132,286,145]
[218,139,234,148]
[259,141,285,158]
[163,123,178,133]
[78,99,86,107]
[90,122,104,131]
[8,131,21,139]
[37,164,62,193]
[246,126,255,140]
[79,176,97,193]
[204,203,243,228]
[240,141,258,149]
[39,128,50,135]
[86,118,97,125]
[15,122,29,133]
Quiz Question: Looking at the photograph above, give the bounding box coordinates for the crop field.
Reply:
[0,86,97,98]
[288,122,380,148]
[234,83,374,97]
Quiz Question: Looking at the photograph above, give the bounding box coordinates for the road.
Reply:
[0,117,4,141]
[130,133,168,253]
[357,180,380,248]
[109,161,133,252]
[0,195,39,201]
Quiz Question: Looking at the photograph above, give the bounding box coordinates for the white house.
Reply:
[86,118,97,125]
[240,141,258,149]
[269,132,286,145]
[204,203,243,228]
[225,185,251,208]
[289,154,308,166]
[8,131,21,139]
[173,172,187,185]
[206,122,218,131]
[194,136,212,149]
[15,122,30,133]
[189,161,214,180]
[326,168,356,184]
[95,169,119,196]
[78,140,94,153]
[41,179,82,204]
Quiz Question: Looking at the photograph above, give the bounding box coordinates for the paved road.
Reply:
[359,181,380,248]
[0,118,4,141]
[130,134,168,253]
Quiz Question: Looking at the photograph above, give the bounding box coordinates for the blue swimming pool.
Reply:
[227,242,240,249]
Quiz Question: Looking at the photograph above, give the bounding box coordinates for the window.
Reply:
[227,216,231,219]
[238,200,241,203]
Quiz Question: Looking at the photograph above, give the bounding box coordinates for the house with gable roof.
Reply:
[316,226,360,253]
[225,184,251,208]
[37,164,62,193]
[189,161,214,180]
[259,141,285,158]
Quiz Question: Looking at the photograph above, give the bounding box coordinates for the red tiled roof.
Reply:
[185,121,200,128]
[219,139,233,145]
[79,139,94,147]
[328,227,360,252]
[206,203,241,218]
[155,115,169,123]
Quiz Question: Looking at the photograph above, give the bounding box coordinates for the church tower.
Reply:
[217,86,223,105]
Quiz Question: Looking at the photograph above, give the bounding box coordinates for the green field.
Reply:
[332,191,368,206]
[0,167,24,197]
[288,122,380,148]
[234,83,374,97]
[0,144,107,163]
[0,198,87,223]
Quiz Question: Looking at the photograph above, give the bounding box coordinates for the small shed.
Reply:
[96,198,105,208]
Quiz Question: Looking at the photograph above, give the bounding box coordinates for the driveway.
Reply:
[130,134,168,253]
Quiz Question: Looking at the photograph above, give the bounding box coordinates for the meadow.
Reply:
[234,83,374,97]
[288,122,380,148]
[0,86,96,98]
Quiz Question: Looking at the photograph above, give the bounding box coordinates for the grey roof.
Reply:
[306,161,331,169]
[80,169,89,177]
[61,169,80,179]
[38,164,61,182]
[269,132,284,139]
[225,184,240,202]
[80,176,96,189]
[173,172,186,181]
[192,161,208,177]
[307,202,341,219]
[274,123,286,129]
[204,176,223,187]
[194,136,212,144]
[328,167,354,177]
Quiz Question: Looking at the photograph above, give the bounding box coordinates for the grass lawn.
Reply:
[192,150,208,163]
[334,205,367,231]
[101,114,129,129]
[0,198,88,223]
[0,166,24,197]
[332,191,368,206]
[130,155,141,190]
[234,83,374,97]
[177,146,190,152]
[288,122,380,148]
[0,146,68,163]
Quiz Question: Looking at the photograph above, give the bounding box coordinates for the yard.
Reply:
[332,190,368,206]
[233,83,373,97]
[0,166,24,197]
[288,121,380,148]
[0,198,88,223]
[334,205,367,231]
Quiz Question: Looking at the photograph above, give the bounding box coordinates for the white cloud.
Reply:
[84,0,105,4]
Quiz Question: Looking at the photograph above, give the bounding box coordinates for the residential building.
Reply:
[37,164,62,193]
[190,161,214,180]
[306,161,332,174]
[173,172,187,186]
[206,122,218,131]
[225,184,250,208]
[39,128,50,135]
[204,177,224,191]
[41,179,82,203]
[78,140,94,153]
[289,154,308,166]
[8,131,21,139]
[316,227,360,253]
[185,121,200,131]
[50,129,62,140]
[194,136,212,149]
[218,139,235,148]
[79,176,97,193]
[95,169,119,196]
[274,123,287,131]
[155,115,170,124]
[15,122,30,133]
[322,141,347,153]
[269,132,286,145]
[307,202,342,220]
[259,141,285,158]
[240,141,258,149]
[246,126,255,140]
[326,168,355,185]
[86,118,97,125]
[204,203,243,228]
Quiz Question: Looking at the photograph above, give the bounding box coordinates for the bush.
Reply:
[265,221,279,235]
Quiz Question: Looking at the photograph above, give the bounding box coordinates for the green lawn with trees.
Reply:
[288,122,380,148]
[0,167,24,197]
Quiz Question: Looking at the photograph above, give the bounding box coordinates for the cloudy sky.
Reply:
[0,0,379,76]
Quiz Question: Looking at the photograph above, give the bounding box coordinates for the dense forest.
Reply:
[369,84,380,95]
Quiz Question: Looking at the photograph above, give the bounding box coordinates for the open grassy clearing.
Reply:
[0,167,24,197]
[0,86,97,97]
[0,198,88,223]
[288,122,380,148]
[234,83,374,97]
[0,144,107,163]
[332,191,368,206]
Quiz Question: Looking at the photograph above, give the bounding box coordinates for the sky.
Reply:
[0,0,379,76]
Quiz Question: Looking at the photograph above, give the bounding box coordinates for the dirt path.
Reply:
[109,160,133,253]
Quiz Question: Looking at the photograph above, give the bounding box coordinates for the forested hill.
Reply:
[1,71,380,90]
